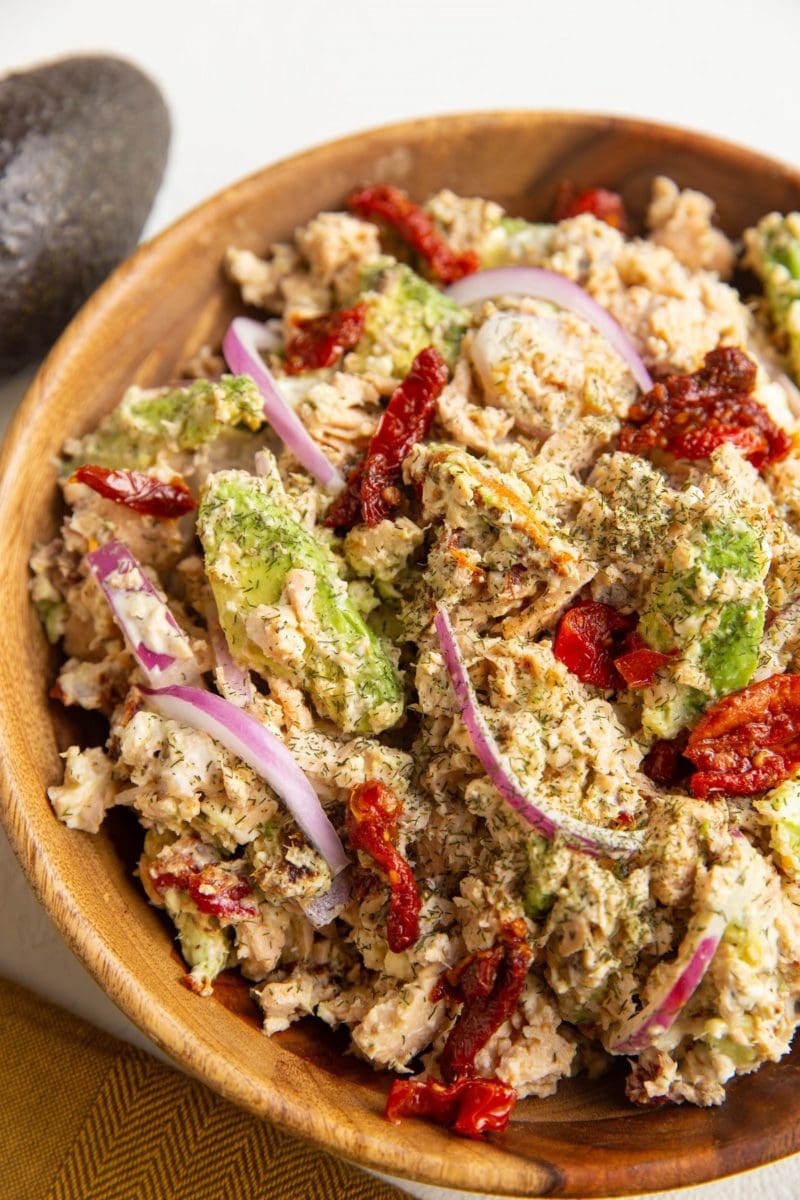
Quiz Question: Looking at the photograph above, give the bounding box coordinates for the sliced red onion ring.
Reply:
[301,866,353,928]
[446,267,653,393]
[434,605,643,858]
[89,546,347,881]
[87,541,201,687]
[204,595,254,709]
[141,684,349,875]
[223,317,344,492]
[609,908,727,1054]
[609,840,760,1054]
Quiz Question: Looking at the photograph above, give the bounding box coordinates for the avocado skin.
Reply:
[0,55,170,376]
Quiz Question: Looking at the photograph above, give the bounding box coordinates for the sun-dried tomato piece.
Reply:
[614,631,678,689]
[554,604,673,690]
[691,762,790,797]
[449,1079,518,1138]
[619,346,792,471]
[385,1076,517,1139]
[71,465,197,517]
[152,861,258,920]
[325,345,448,530]
[347,780,420,953]
[347,184,479,283]
[642,730,691,787]
[438,920,532,1083]
[615,646,674,689]
[668,424,768,463]
[684,674,800,796]
[553,183,628,232]
[361,346,448,525]
[432,945,505,1004]
[324,462,364,530]
[283,302,367,375]
[553,601,637,688]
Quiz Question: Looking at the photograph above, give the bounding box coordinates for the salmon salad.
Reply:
[32,174,800,1136]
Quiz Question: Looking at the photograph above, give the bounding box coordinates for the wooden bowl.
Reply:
[3,111,800,1199]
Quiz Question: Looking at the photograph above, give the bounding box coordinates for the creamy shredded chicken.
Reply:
[35,178,800,1121]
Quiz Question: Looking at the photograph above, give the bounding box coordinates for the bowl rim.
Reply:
[4,107,800,1199]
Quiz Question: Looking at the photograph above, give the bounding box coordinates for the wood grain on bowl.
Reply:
[2,111,800,1198]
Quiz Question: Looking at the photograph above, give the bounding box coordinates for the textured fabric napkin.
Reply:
[0,976,404,1200]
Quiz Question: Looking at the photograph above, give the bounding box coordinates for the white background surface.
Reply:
[2,1,800,1197]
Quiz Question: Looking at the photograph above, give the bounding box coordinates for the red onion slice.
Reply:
[87,541,201,688]
[434,606,643,858]
[204,595,254,709]
[609,841,761,1054]
[446,267,653,393]
[141,684,349,875]
[301,866,353,928]
[89,546,347,879]
[609,908,727,1054]
[223,317,344,492]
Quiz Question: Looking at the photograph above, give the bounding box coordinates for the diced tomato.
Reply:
[614,632,677,689]
[553,601,636,688]
[554,603,675,691]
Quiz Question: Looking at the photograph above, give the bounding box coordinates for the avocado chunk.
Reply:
[0,55,170,375]
[754,778,800,881]
[523,835,568,920]
[745,212,800,384]
[174,912,233,996]
[479,216,553,267]
[198,470,405,734]
[62,375,265,473]
[639,517,768,737]
[347,258,469,378]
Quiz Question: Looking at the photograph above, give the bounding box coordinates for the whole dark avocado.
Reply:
[0,55,170,376]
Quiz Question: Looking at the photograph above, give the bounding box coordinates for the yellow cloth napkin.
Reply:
[0,977,404,1200]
